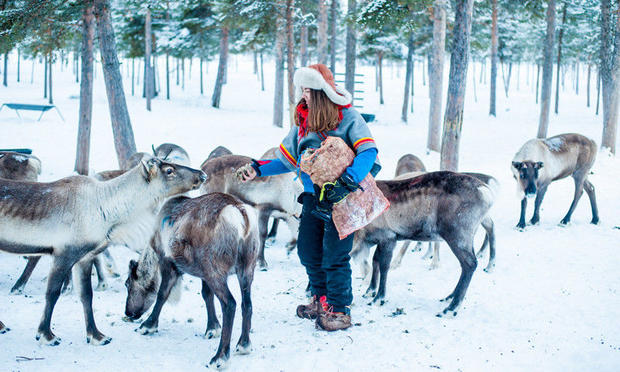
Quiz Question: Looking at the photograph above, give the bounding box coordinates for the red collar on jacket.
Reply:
[296,103,352,138]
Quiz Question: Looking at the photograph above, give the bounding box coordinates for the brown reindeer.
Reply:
[207,145,233,160]
[512,133,599,229]
[0,157,205,345]
[352,172,494,317]
[124,193,259,369]
[200,154,302,270]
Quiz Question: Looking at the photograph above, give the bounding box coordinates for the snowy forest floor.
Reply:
[0,54,619,372]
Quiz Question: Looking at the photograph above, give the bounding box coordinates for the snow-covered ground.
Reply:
[0,53,619,371]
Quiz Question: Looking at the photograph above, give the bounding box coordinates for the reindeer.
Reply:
[388,171,498,272]
[153,143,191,166]
[200,154,302,270]
[512,133,599,229]
[352,172,494,317]
[124,193,259,369]
[207,145,233,160]
[0,157,205,344]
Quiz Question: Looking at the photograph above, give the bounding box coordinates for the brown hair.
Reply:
[295,89,340,132]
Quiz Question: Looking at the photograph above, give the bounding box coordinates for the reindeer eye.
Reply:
[165,167,174,175]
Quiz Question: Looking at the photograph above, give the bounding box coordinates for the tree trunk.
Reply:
[44,55,47,98]
[536,63,540,103]
[587,64,591,107]
[345,0,357,99]
[48,54,53,104]
[575,62,579,94]
[273,4,286,128]
[402,32,414,122]
[94,0,137,169]
[600,0,620,153]
[145,7,152,111]
[166,53,170,99]
[260,51,265,91]
[596,68,601,115]
[423,54,427,86]
[253,50,258,75]
[317,0,328,64]
[16,49,20,82]
[472,58,478,102]
[378,52,384,105]
[175,58,179,85]
[131,58,135,96]
[30,58,34,83]
[554,2,567,115]
[300,25,308,66]
[537,0,556,139]
[286,0,296,125]
[489,0,498,116]
[182,57,185,89]
[501,61,512,97]
[411,59,415,113]
[211,26,229,108]
[75,3,95,176]
[330,0,338,73]
[439,0,474,171]
[200,57,203,95]
[2,52,7,87]
[428,0,446,152]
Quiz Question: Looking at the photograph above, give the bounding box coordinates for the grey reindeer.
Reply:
[352,172,494,317]
[200,154,301,270]
[124,193,260,370]
[0,156,205,345]
[512,133,599,229]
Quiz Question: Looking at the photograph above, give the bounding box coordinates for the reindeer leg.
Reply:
[101,248,120,278]
[561,174,586,225]
[421,243,433,259]
[390,241,410,269]
[11,256,41,295]
[208,282,236,369]
[266,217,279,244]
[476,235,489,259]
[93,256,108,292]
[0,320,8,334]
[201,281,221,339]
[583,179,599,224]
[372,241,396,305]
[37,254,81,345]
[516,197,528,230]
[363,248,380,299]
[530,185,548,225]
[257,208,271,271]
[479,217,496,273]
[138,258,180,335]
[437,236,477,318]
[429,242,440,270]
[235,263,255,355]
[76,258,111,345]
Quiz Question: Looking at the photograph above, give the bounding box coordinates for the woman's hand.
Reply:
[235,164,257,182]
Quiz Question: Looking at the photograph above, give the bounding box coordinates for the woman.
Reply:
[239,64,380,331]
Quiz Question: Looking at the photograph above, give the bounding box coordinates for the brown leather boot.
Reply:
[316,306,352,331]
[296,295,327,320]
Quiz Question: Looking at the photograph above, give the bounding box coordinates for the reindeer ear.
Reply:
[512,161,522,170]
[140,157,159,182]
[129,260,138,279]
[535,162,544,169]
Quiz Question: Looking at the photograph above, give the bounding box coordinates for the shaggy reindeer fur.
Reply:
[201,154,302,270]
[352,171,494,317]
[0,157,205,345]
[206,145,233,161]
[153,143,191,166]
[124,193,259,369]
[512,133,598,229]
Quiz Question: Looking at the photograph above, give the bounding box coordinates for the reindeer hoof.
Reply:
[95,282,108,292]
[36,331,61,346]
[559,218,570,226]
[204,327,221,339]
[440,294,454,303]
[9,288,23,295]
[136,323,158,335]
[208,355,230,370]
[436,308,458,318]
[235,342,252,355]
[591,218,599,225]
[265,237,276,247]
[0,323,9,334]
[483,265,495,274]
[362,290,376,299]
[371,298,386,306]
[87,333,112,346]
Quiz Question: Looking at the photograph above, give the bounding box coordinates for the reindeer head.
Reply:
[124,259,159,320]
[512,161,543,196]
[139,156,207,197]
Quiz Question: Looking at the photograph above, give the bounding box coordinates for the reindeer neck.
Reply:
[95,167,164,223]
